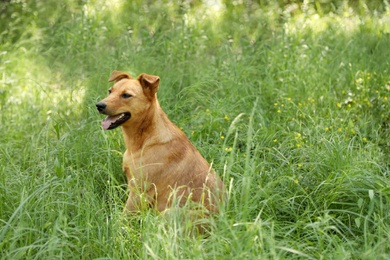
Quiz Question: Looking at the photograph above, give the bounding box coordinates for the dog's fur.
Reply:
[96,71,224,214]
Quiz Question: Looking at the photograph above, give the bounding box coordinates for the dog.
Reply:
[96,70,224,215]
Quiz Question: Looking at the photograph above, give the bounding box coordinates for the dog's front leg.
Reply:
[123,190,141,214]
[123,165,142,213]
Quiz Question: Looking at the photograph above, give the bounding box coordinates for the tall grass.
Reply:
[1,0,389,259]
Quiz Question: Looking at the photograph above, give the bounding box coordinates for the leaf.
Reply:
[355,218,361,228]
[368,190,374,201]
[357,198,364,209]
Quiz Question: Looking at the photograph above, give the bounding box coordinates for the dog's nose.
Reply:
[96,102,107,113]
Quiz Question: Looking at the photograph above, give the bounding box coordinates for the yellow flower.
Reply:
[294,179,299,184]
[224,115,230,121]
[384,97,388,101]
[274,102,278,106]
[273,139,278,143]
[298,163,303,168]
[337,103,341,108]
[277,109,281,113]
[220,135,225,139]
[205,109,210,113]
[287,97,292,101]
[363,137,367,142]
[225,147,233,152]
[356,78,363,84]
[325,127,330,131]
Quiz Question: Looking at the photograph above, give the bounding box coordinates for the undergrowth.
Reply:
[1,1,389,259]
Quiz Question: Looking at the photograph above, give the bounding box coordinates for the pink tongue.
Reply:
[102,115,121,130]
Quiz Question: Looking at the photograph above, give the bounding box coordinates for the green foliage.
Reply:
[1,0,389,259]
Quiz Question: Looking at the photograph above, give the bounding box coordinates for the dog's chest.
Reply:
[122,149,165,180]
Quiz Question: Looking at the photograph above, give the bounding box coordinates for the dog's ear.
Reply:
[137,73,160,99]
[108,70,132,82]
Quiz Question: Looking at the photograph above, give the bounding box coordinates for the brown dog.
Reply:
[96,70,224,214]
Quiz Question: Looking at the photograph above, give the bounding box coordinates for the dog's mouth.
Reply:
[102,112,131,130]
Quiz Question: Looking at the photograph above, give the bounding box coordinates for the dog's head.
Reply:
[96,70,160,130]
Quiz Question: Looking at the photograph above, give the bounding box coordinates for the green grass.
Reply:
[1,0,389,259]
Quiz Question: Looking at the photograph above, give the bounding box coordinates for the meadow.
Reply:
[1,0,389,259]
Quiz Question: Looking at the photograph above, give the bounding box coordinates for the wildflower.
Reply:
[356,78,363,84]
[205,109,210,113]
[325,127,330,131]
[363,137,367,142]
[287,98,292,101]
[338,128,342,132]
[298,163,303,168]
[273,139,278,143]
[294,179,299,184]
[274,102,278,106]
[337,103,341,108]
[220,135,225,139]
[277,109,281,113]
[224,115,230,121]
[384,97,388,101]
[298,103,302,107]
[225,147,233,152]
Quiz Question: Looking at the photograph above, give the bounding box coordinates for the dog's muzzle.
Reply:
[96,102,131,130]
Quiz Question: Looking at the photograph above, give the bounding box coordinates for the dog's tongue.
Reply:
[102,115,121,130]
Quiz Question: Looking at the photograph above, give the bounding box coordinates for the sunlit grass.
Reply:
[1,1,389,259]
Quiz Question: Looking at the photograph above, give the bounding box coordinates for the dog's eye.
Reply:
[108,89,112,94]
[121,93,132,99]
